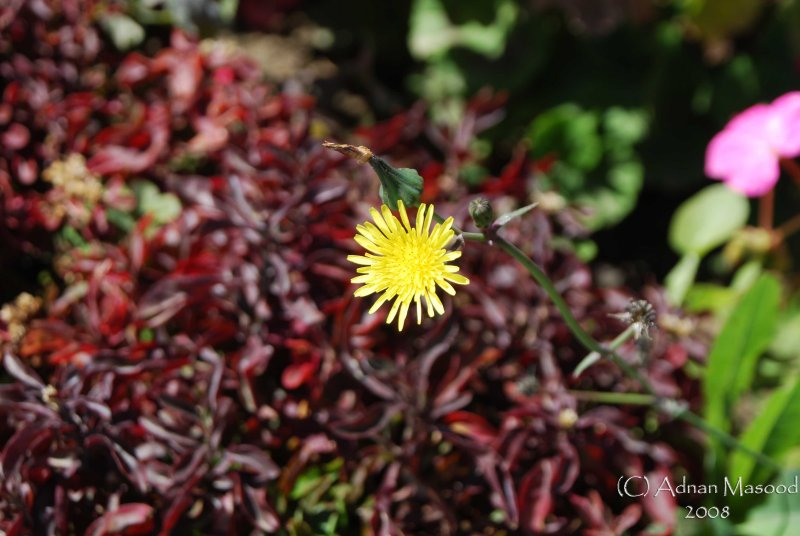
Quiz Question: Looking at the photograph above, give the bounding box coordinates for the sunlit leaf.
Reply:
[668,184,749,256]
[704,274,780,432]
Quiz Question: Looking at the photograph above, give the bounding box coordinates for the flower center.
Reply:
[384,232,441,292]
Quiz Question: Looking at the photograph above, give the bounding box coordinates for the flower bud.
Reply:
[469,197,494,229]
[321,141,423,210]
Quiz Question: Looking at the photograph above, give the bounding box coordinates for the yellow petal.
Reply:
[350,202,468,329]
[442,250,462,262]
[415,204,427,235]
[358,223,386,245]
[424,293,434,317]
[369,291,394,314]
[347,255,375,265]
[397,200,412,232]
[423,203,434,237]
[386,296,403,324]
[444,273,469,286]
[397,299,411,331]
[428,290,445,315]
[354,234,384,254]
[381,205,400,233]
[370,207,393,236]
[437,279,456,296]
[354,285,376,297]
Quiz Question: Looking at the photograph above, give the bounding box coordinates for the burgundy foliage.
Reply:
[0,1,703,534]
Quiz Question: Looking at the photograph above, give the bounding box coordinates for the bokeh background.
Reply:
[2,1,800,534]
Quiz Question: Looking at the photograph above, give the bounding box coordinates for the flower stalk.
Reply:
[569,389,655,405]
[573,324,637,378]
[325,141,783,475]
[458,224,782,473]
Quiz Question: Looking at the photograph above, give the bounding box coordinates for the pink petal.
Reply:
[724,103,773,136]
[705,128,779,197]
[769,91,800,157]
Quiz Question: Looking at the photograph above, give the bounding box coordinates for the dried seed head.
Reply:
[321,141,373,164]
[611,299,656,340]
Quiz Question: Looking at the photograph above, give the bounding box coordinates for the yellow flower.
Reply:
[347,200,469,331]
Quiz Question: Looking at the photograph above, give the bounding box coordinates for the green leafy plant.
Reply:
[528,104,650,231]
[665,184,750,305]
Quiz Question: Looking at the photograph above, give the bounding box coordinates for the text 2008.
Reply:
[685,506,730,519]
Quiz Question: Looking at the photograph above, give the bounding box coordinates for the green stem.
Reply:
[450,220,782,472]
[460,232,486,242]
[569,389,655,405]
[671,406,781,472]
[574,324,637,377]
[494,236,604,354]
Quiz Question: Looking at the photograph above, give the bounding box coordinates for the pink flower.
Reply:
[705,92,800,197]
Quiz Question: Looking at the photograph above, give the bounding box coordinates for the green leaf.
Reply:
[683,261,762,315]
[408,0,454,59]
[543,162,586,193]
[731,259,763,293]
[574,239,598,262]
[529,104,603,172]
[320,513,339,535]
[736,470,800,536]
[528,104,647,231]
[668,184,749,256]
[106,208,136,232]
[603,107,649,159]
[291,468,322,500]
[456,1,518,58]
[218,0,239,23]
[494,202,538,228]
[665,253,700,306]
[100,13,145,51]
[60,225,87,248]
[730,379,800,486]
[770,312,800,360]
[459,163,490,186]
[368,157,424,210]
[139,328,154,343]
[607,162,643,194]
[408,0,517,59]
[704,274,781,431]
[684,283,737,313]
[132,180,182,224]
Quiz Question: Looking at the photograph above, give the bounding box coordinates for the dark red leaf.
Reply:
[84,503,154,536]
[3,351,44,389]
